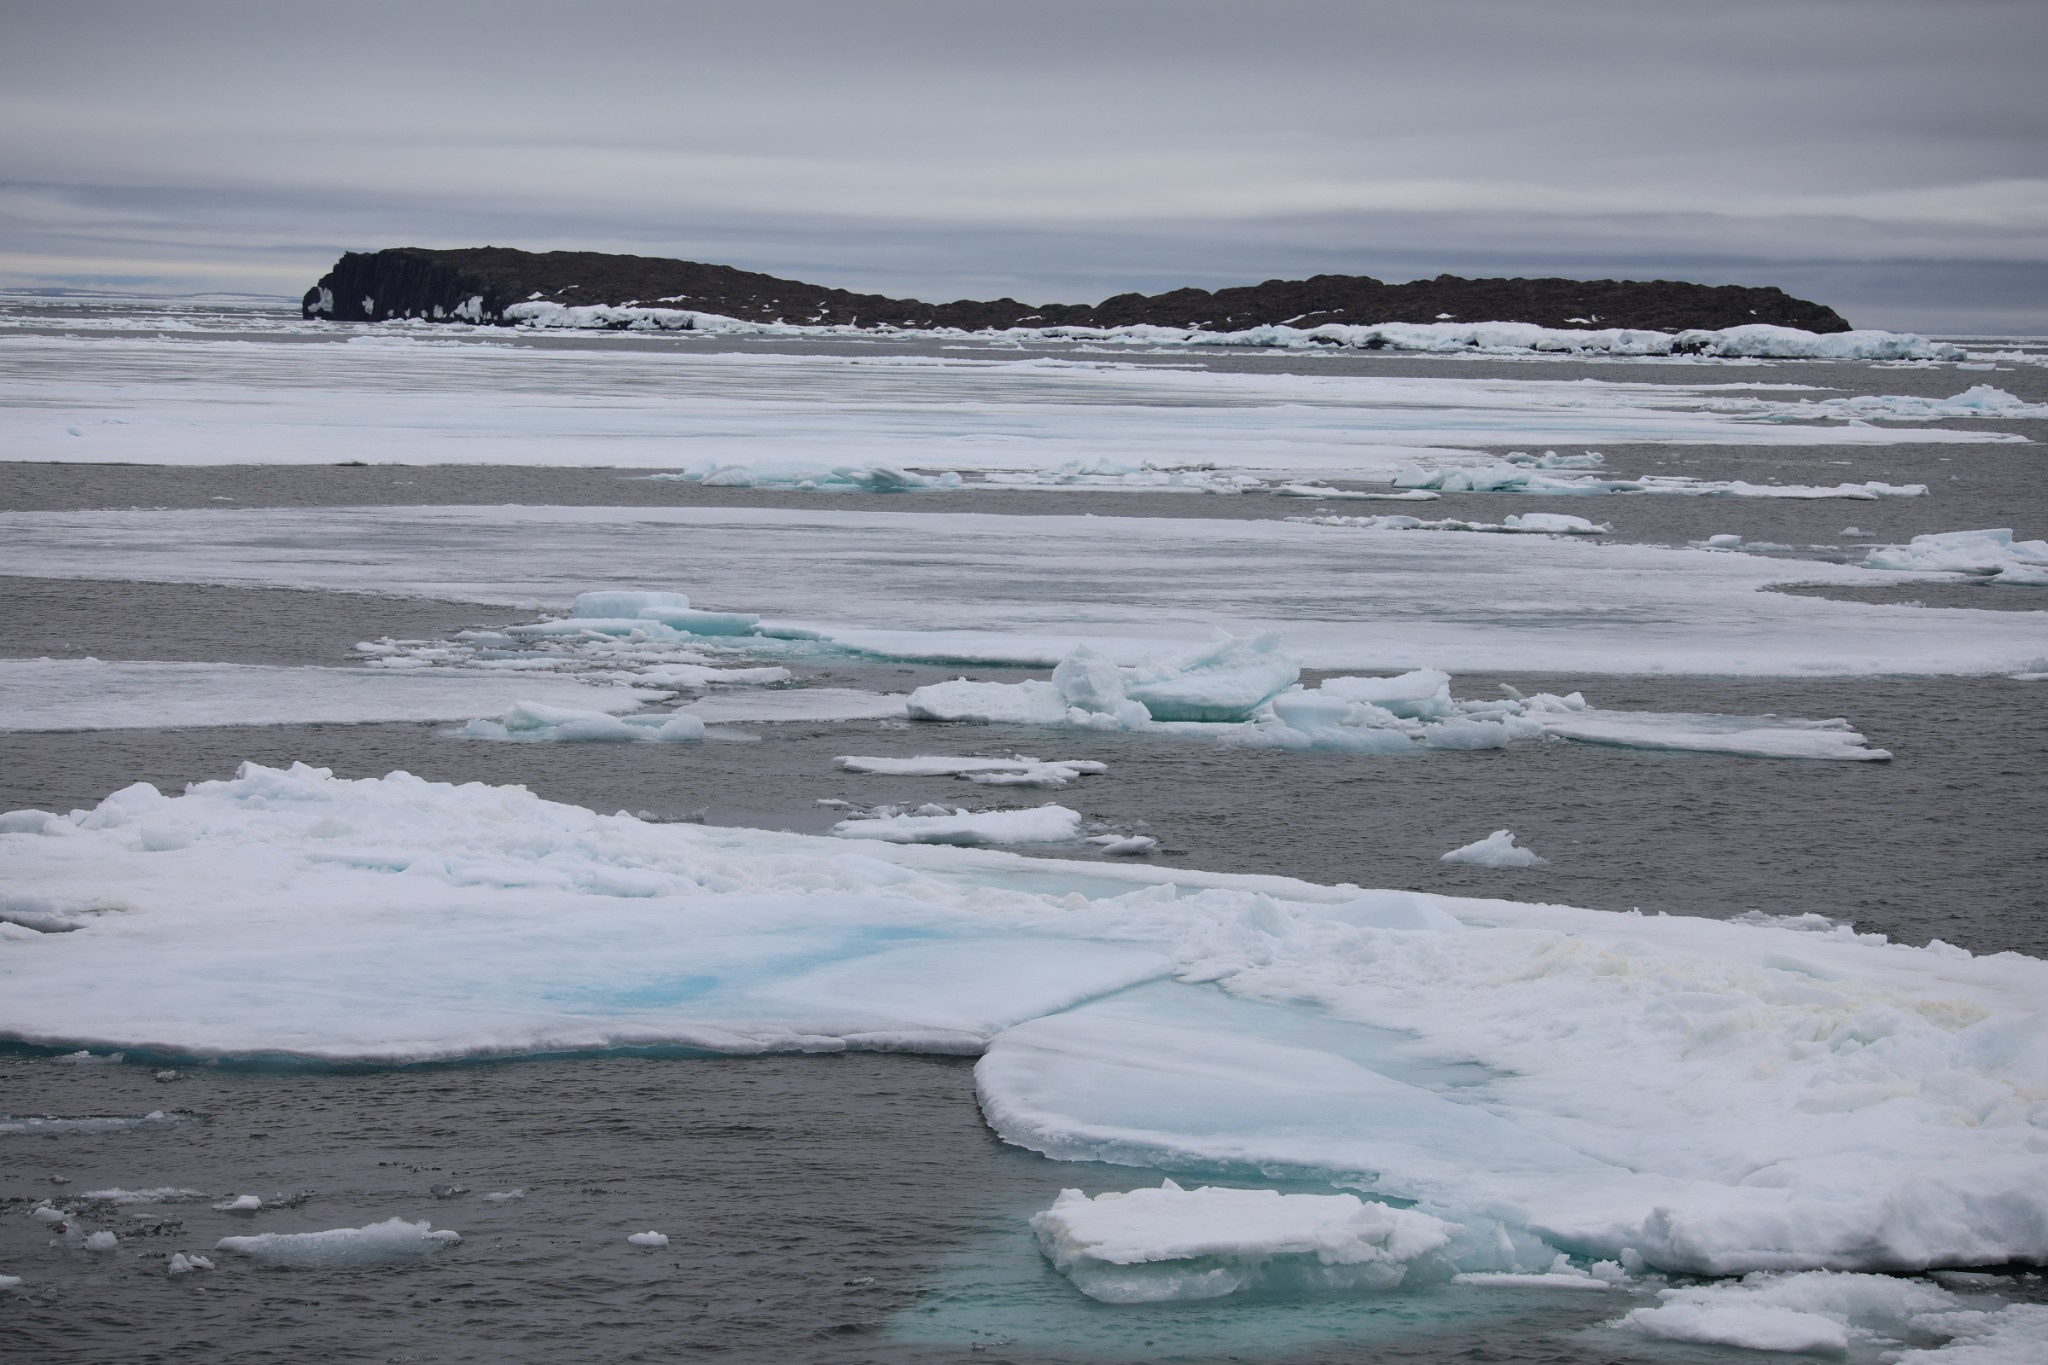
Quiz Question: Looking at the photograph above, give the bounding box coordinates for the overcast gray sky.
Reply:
[4,0,2044,330]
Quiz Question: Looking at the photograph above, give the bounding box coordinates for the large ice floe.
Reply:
[906,646,1891,760]
[11,505,2045,677]
[2,762,2046,1310]
[6,331,2025,479]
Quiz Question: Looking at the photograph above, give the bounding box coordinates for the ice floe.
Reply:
[166,1252,213,1275]
[15,505,2043,678]
[9,333,2020,479]
[1440,831,1547,868]
[1030,1180,1454,1302]
[0,1112,198,1135]
[461,701,708,743]
[834,755,1107,787]
[0,659,660,733]
[1863,528,2048,585]
[831,803,1084,846]
[3,764,2046,1280]
[215,1217,460,1266]
[626,1230,670,1248]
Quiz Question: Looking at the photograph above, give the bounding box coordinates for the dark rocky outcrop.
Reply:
[303,246,1852,334]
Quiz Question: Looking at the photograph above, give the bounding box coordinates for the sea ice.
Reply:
[82,1187,207,1204]
[215,1217,460,1267]
[0,1112,198,1135]
[1030,1180,1454,1302]
[7,765,2047,1280]
[1610,1269,2040,1358]
[214,1194,263,1211]
[0,660,660,733]
[831,804,1084,846]
[83,1231,118,1251]
[1439,831,1547,868]
[627,1231,670,1248]
[834,755,1107,787]
[1287,512,1609,534]
[11,505,2048,677]
[1863,528,2048,585]
[1391,461,1928,499]
[166,1253,213,1275]
[461,700,707,743]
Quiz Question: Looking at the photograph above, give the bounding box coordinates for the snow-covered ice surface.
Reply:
[1,331,2024,480]
[6,505,2046,676]
[4,762,2046,1289]
[0,659,658,733]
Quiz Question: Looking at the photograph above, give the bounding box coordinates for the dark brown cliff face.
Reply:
[302,247,1853,334]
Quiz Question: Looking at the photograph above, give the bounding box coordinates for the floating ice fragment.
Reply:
[627,1230,670,1248]
[1087,835,1158,856]
[84,1187,206,1204]
[483,1189,525,1203]
[461,700,707,743]
[1392,462,1927,499]
[0,1273,21,1289]
[1031,1179,1454,1303]
[1612,1269,1983,1356]
[214,1194,262,1211]
[834,754,1107,788]
[1863,528,2048,584]
[0,1112,200,1135]
[216,1217,460,1267]
[831,804,1083,846]
[1291,512,1609,534]
[83,1230,118,1252]
[167,1252,213,1275]
[1440,831,1547,868]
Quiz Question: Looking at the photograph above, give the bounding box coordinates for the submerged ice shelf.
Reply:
[3,763,2045,1286]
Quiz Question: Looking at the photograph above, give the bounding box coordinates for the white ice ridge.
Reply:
[0,660,659,734]
[1863,528,2048,586]
[215,1217,460,1267]
[6,764,2047,1280]
[1031,1180,1454,1303]
[1611,1270,2048,1360]
[1440,831,1547,868]
[907,650,1891,760]
[13,505,2046,677]
[1288,513,1609,535]
[10,332,2024,477]
[834,755,1107,787]
[831,803,1084,846]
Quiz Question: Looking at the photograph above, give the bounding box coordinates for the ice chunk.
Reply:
[82,1187,207,1204]
[0,1112,199,1135]
[461,700,707,743]
[83,1230,118,1251]
[1864,528,2048,584]
[834,754,1107,788]
[0,1274,22,1289]
[1121,634,1299,722]
[1031,1179,1454,1303]
[214,1194,262,1211]
[483,1189,525,1203]
[1087,835,1158,856]
[906,678,1072,725]
[166,1252,213,1275]
[1440,831,1547,868]
[571,590,693,618]
[1292,512,1608,534]
[216,1216,460,1266]
[831,804,1083,846]
[626,1230,670,1248]
[1614,1269,1969,1355]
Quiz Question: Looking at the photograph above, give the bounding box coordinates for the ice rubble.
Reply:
[1863,529,2048,586]
[1288,513,1609,535]
[1611,1270,2048,1359]
[834,755,1107,788]
[0,660,659,733]
[1440,831,1547,868]
[1390,461,1927,499]
[831,803,1084,846]
[215,1217,460,1266]
[904,647,1892,761]
[3,765,2047,1281]
[1030,1180,1454,1303]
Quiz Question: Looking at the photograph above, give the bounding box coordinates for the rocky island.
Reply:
[302,245,1852,334]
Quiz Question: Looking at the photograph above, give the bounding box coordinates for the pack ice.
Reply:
[3,763,2045,1284]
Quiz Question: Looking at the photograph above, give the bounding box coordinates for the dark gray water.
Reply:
[4,326,2046,1363]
